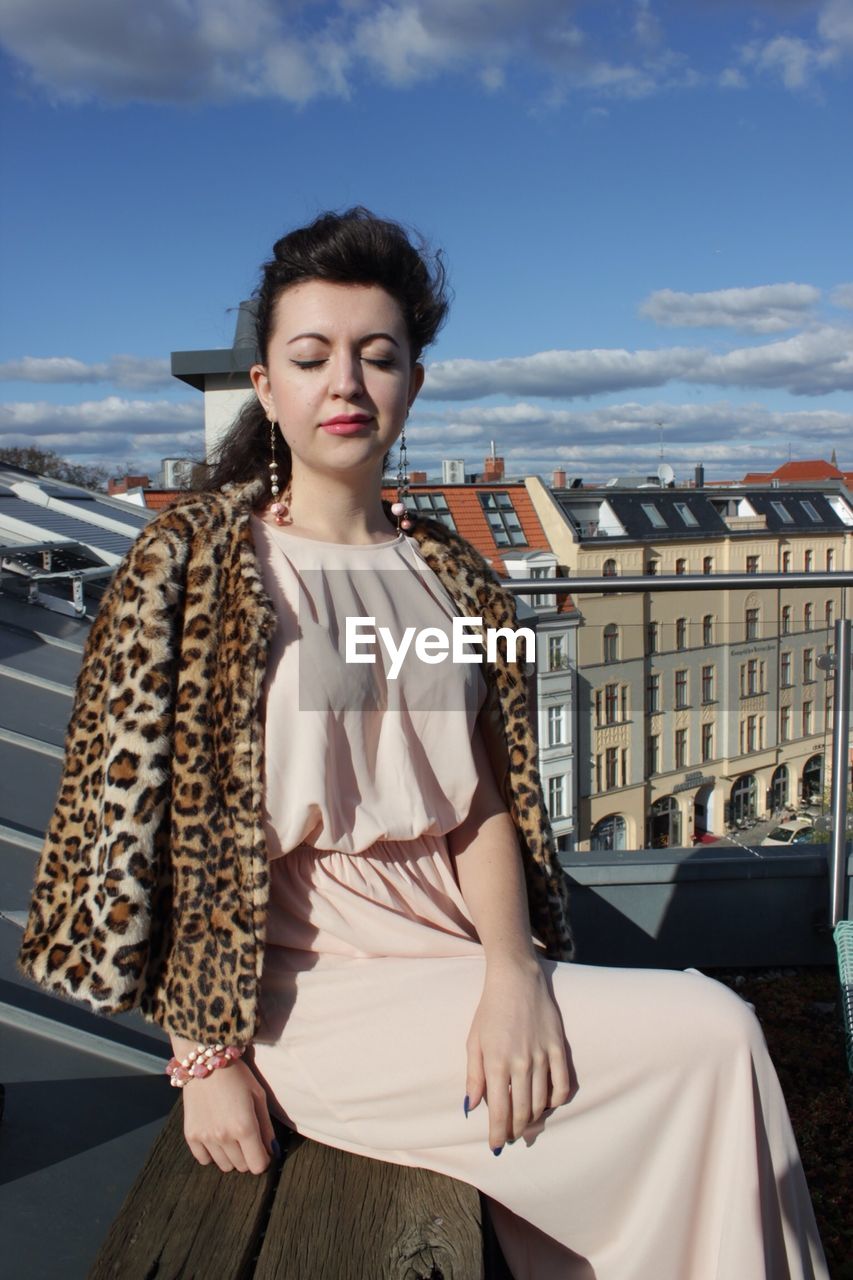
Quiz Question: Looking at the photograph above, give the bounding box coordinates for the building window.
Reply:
[410,492,457,530]
[675,669,688,709]
[646,558,660,576]
[676,617,688,650]
[674,502,699,527]
[621,685,628,722]
[803,649,814,683]
[701,723,714,762]
[605,747,619,790]
[825,600,834,629]
[746,714,758,753]
[701,664,715,703]
[780,705,791,742]
[548,634,567,671]
[674,728,688,769]
[781,605,792,635]
[804,549,814,573]
[647,672,660,713]
[647,621,659,654]
[702,614,714,646]
[603,623,619,664]
[604,683,619,725]
[590,814,628,852]
[478,491,528,547]
[772,501,794,524]
[703,555,713,575]
[641,503,667,529]
[781,550,791,573]
[781,651,792,686]
[827,548,835,571]
[745,607,759,641]
[621,748,629,788]
[602,557,618,577]
[647,734,659,777]
[746,554,759,574]
[548,774,566,817]
[804,602,813,632]
[802,701,813,736]
[800,500,821,523]
[675,558,687,576]
[547,705,566,746]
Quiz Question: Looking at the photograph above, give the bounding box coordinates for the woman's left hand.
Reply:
[465,954,571,1152]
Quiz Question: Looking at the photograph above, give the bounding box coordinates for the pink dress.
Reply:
[247,513,828,1280]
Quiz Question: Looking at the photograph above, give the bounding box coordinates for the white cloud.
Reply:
[423,325,853,400]
[719,66,748,88]
[406,397,853,481]
[0,396,203,436]
[691,326,853,395]
[738,0,853,91]
[0,0,701,106]
[640,283,820,332]
[424,345,704,400]
[0,355,173,390]
[830,283,853,309]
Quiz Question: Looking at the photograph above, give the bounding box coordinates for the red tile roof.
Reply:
[741,459,845,484]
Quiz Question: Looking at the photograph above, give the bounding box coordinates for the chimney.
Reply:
[553,468,566,488]
[408,470,427,483]
[694,463,705,490]
[483,448,505,481]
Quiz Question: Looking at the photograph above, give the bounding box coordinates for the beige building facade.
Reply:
[526,478,852,852]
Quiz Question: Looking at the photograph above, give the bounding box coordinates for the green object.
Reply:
[833,920,853,1075]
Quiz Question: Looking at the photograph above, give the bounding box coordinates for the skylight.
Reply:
[641,502,667,529]
[673,502,699,527]
[771,501,794,524]
[800,500,821,522]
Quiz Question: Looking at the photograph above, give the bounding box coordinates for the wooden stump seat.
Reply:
[88,1102,513,1279]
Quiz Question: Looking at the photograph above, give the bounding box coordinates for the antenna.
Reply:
[657,420,664,462]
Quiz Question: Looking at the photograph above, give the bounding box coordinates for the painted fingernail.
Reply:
[271,1139,282,1159]
[492,1145,503,1156]
[463,1094,470,1118]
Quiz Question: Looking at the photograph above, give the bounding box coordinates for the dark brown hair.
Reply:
[199,207,450,504]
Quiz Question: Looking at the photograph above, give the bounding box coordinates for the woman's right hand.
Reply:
[181,1060,278,1174]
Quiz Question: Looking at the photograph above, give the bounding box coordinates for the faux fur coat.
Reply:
[17,475,574,1045]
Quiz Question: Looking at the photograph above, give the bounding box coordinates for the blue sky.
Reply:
[1,0,851,483]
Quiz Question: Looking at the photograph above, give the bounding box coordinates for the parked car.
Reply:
[760,819,818,847]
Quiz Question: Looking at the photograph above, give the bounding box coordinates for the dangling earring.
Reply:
[391,414,413,532]
[267,418,292,527]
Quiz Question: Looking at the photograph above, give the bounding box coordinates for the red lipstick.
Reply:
[320,414,373,435]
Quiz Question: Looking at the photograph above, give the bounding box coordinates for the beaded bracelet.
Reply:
[165,1043,246,1088]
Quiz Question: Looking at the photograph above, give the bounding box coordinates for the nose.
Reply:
[329,350,364,401]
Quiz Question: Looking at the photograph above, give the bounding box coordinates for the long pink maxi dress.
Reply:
[246,512,828,1280]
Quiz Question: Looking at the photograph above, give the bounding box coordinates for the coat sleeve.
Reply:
[15,506,192,1016]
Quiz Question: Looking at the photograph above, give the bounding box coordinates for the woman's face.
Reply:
[250,280,424,484]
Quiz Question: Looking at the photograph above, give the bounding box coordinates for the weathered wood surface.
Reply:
[88,1101,512,1280]
[256,1132,503,1280]
[87,1099,277,1280]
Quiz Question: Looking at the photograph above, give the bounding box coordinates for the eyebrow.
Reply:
[286,331,400,348]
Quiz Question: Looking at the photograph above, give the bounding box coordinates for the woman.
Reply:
[18,208,828,1279]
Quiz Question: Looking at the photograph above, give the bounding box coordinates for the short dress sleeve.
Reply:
[250,514,487,858]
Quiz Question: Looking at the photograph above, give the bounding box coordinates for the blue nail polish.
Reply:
[271,1138,282,1159]
[492,1145,503,1156]
[463,1094,470,1118]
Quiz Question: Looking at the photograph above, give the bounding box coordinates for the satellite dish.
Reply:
[658,463,675,487]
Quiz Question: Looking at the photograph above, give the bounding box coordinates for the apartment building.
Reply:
[527,477,852,851]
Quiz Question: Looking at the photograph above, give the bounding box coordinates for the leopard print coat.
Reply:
[17,475,574,1045]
